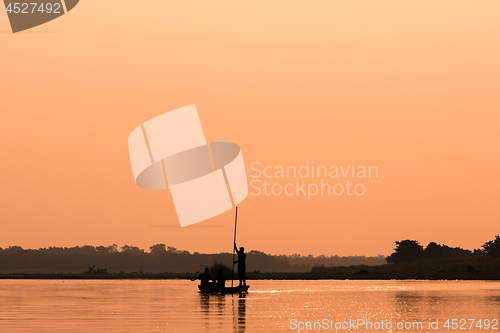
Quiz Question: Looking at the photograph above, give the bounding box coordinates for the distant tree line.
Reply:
[386,235,500,264]
[0,244,386,274]
[3,236,497,274]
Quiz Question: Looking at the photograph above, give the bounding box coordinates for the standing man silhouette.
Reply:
[234,242,246,286]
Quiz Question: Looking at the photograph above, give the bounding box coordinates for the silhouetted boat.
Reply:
[195,207,250,293]
[198,284,249,294]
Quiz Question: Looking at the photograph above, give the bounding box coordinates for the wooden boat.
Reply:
[195,207,249,294]
[198,284,249,294]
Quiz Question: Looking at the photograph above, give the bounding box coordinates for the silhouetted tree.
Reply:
[482,235,500,259]
[150,244,167,254]
[167,246,178,253]
[424,242,442,259]
[386,240,424,264]
[4,246,24,253]
[424,242,472,260]
[121,245,144,254]
[96,244,118,254]
[472,248,486,259]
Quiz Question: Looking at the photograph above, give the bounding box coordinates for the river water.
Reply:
[0,280,499,332]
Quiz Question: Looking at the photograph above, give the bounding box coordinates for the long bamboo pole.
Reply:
[231,206,238,288]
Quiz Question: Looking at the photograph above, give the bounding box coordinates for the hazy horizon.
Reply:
[0,237,490,258]
[1,242,388,257]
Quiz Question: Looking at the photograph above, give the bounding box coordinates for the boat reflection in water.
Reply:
[199,293,246,332]
[236,293,246,332]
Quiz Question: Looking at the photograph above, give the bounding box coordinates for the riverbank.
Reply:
[1,259,499,280]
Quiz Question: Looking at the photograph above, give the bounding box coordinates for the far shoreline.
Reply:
[2,258,499,281]
[1,271,499,281]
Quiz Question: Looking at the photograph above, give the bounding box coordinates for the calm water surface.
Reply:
[0,280,499,332]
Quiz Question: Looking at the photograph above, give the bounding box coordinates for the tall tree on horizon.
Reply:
[482,235,500,259]
[386,240,424,264]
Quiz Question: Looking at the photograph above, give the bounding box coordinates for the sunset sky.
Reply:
[1,0,499,256]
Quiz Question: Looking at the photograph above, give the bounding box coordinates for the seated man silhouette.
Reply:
[215,269,226,288]
[234,242,247,286]
[191,267,215,286]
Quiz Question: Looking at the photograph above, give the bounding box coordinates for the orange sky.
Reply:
[1,0,499,256]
